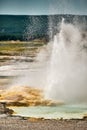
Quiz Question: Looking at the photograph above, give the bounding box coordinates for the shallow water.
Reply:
[10,104,87,119]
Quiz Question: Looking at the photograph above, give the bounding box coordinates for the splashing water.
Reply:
[45,19,87,104]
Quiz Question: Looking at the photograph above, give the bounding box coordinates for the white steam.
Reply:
[45,19,87,104]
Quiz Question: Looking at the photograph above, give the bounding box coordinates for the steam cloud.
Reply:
[45,19,87,104]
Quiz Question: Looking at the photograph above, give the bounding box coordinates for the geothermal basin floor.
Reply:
[0,116,87,130]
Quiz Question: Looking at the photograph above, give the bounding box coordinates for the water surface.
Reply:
[10,104,87,119]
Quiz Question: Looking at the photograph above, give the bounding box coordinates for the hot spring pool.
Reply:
[9,104,87,119]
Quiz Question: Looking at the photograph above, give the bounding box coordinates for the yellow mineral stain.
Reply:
[0,86,63,107]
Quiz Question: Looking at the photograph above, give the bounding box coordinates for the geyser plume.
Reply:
[45,19,87,104]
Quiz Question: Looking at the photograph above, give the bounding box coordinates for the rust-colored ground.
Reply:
[0,86,61,106]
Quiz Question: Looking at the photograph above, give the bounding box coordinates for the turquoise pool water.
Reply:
[10,104,87,119]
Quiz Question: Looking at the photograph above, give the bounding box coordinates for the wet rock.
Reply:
[0,102,13,115]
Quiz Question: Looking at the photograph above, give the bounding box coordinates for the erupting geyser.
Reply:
[45,19,87,104]
[7,19,87,106]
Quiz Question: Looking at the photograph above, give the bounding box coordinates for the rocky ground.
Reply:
[0,115,87,130]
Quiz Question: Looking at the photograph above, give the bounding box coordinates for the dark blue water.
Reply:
[0,14,87,41]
